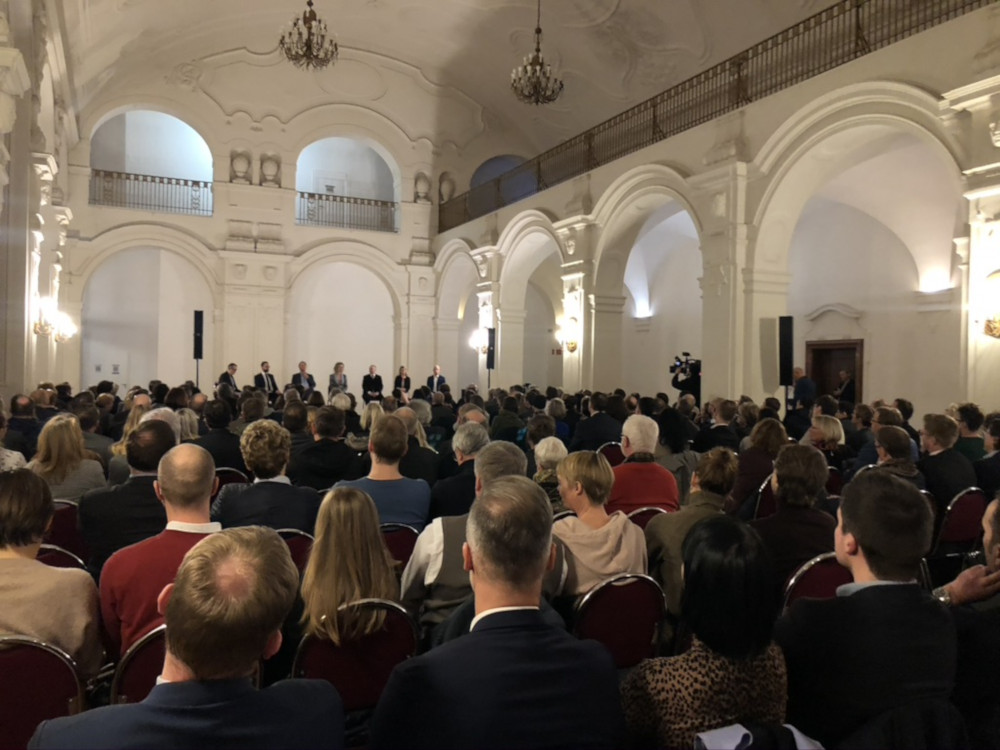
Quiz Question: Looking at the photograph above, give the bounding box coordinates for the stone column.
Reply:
[588,294,626,391]
[560,269,585,393]
[405,262,436,377]
[433,318,461,390]
[496,308,526,389]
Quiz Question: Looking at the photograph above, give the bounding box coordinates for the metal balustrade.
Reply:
[296,192,398,233]
[89,169,212,216]
[439,0,995,232]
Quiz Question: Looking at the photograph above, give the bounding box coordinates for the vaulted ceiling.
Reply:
[53,0,841,154]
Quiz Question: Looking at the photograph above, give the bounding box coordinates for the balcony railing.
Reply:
[89,169,213,216]
[440,0,995,232]
[296,192,398,233]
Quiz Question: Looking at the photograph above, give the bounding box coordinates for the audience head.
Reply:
[203,400,232,430]
[370,415,408,464]
[175,408,200,442]
[465,476,553,594]
[693,448,739,497]
[681,515,777,660]
[772,444,827,508]
[330,393,352,413]
[239,420,291,479]
[163,527,298,679]
[853,403,874,428]
[127,420,178,473]
[921,413,959,452]
[715,399,738,425]
[360,401,384,432]
[281,402,309,433]
[533,436,568,474]
[622,414,658,456]
[525,414,556,449]
[312,407,346,440]
[872,406,903,432]
[0,469,54,548]
[73,405,101,434]
[474,440,529,487]
[589,392,608,415]
[875,425,912,462]
[141,407,182,443]
[31,414,88,483]
[956,402,985,433]
[165,387,189,411]
[545,398,567,421]
[155,444,216,513]
[893,398,914,422]
[452,422,490,459]
[749,418,788,458]
[656,408,691,454]
[812,395,838,417]
[837,471,933,581]
[557,451,615,508]
[808,414,845,449]
[10,394,34,418]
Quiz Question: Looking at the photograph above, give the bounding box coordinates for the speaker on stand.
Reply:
[193,310,204,389]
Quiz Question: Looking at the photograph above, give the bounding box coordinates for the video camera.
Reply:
[669,352,701,377]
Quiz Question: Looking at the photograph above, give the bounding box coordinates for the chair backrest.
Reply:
[935,487,988,550]
[783,552,853,609]
[45,500,88,560]
[826,466,843,495]
[110,624,166,705]
[277,528,314,572]
[553,510,577,522]
[213,467,250,500]
[754,474,777,519]
[291,599,417,713]
[380,523,419,568]
[573,573,666,668]
[597,442,626,467]
[36,543,87,570]
[626,506,668,529]
[0,635,84,750]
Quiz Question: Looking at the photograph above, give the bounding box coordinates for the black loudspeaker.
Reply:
[193,310,204,360]
[485,327,496,370]
[778,316,793,386]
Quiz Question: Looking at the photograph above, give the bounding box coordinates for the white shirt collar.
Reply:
[165,521,221,534]
[469,605,540,632]
[254,475,291,485]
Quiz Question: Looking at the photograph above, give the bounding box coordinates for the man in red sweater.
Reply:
[100,443,220,656]
[606,415,679,515]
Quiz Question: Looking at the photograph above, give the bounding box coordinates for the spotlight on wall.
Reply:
[985,271,1000,339]
[469,327,489,354]
[556,316,580,353]
[33,296,76,342]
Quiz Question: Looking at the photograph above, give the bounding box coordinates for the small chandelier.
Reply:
[279,0,338,71]
[511,0,564,105]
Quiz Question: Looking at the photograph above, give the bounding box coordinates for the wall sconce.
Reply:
[985,271,1000,339]
[469,327,489,354]
[33,296,77,342]
[54,311,78,343]
[556,317,580,353]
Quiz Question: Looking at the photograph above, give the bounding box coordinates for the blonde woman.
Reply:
[807,413,854,471]
[300,487,398,645]
[27,414,105,498]
[111,402,150,457]
[347,401,384,451]
[176,408,200,442]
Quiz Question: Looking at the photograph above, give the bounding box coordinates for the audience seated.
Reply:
[749,444,835,598]
[653,408,700,505]
[869,424,926,489]
[532,436,568,512]
[428,423,489,519]
[849,406,918,477]
[552,451,647,596]
[622,515,785,749]
[371,476,624,750]
[489,396,525,442]
[210,420,320,534]
[918,413,977,523]
[975,417,1000,500]
[0,414,28,471]
[806,414,854,471]
[100,443,220,657]
[30,527,344,749]
[194,399,248,475]
[75,406,113,471]
[0,469,103,676]
[286,406,357,490]
[335,415,431,530]
[775,472,955,746]
[847,403,875,453]
[5,393,41,459]
[645,448,739,623]
[692,399,740,453]
[954,402,987,463]
[730,418,787,512]
[567,392,621,451]
[79,420,176,580]
[281,401,314,456]
[606,415,679,515]
[27,414,106,499]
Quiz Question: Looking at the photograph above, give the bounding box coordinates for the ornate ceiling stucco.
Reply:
[56,0,842,154]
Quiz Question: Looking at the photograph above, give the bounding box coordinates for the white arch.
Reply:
[434,238,480,321]
[495,210,565,311]
[82,96,218,154]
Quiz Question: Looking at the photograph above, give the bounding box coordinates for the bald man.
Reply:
[99,443,221,656]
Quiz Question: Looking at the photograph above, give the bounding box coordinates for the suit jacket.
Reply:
[254,372,279,396]
[78,476,166,581]
[369,609,624,750]
[362,374,384,403]
[218,372,238,390]
[918,448,977,521]
[975,453,1000,504]
[426,374,446,392]
[428,460,477,519]
[568,412,622,451]
[749,505,835,599]
[287,438,357,490]
[775,584,956,747]
[196,428,248,475]
[29,678,344,750]
[291,372,316,393]
[211,479,321,534]
[691,424,740,453]
[394,375,411,393]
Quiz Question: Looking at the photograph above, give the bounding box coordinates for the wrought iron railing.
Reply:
[89,169,213,216]
[296,192,398,232]
[440,0,995,232]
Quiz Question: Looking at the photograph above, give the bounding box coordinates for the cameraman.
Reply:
[670,354,701,406]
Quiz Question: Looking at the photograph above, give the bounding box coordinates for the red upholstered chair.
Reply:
[597,442,626,467]
[292,599,418,713]
[0,635,84,750]
[573,574,666,668]
[110,624,166,705]
[45,500,88,560]
[212,467,250,500]
[626,506,668,529]
[380,523,419,569]
[925,487,988,587]
[783,552,853,609]
[754,474,777,519]
[277,528,314,572]
[826,466,843,495]
[36,543,87,570]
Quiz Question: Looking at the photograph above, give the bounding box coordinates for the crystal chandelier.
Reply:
[511,0,564,105]
[279,0,338,71]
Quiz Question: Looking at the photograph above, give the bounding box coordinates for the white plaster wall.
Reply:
[156,250,215,388]
[523,282,559,389]
[296,138,396,200]
[457,290,481,390]
[284,262,395,389]
[788,199,961,415]
[91,111,213,180]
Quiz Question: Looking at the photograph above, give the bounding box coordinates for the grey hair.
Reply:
[330,393,351,412]
[453,422,490,456]
[175,408,200,442]
[623,414,659,454]
[473,440,528,484]
[408,400,432,427]
[533,436,568,472]
[141,407,182,443]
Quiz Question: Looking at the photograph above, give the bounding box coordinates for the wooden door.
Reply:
[806,340,863,404]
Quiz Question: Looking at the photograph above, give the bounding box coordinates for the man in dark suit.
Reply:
[429,422,489,519]
[217,362,239,391]
[287,406,357,490]
[211,420,321,534]
[568,392,622,451]
[30,526,343,750]
[775,472,956,747]
[917,413,977,523]
[79,420,177,581]
[253,361,279,405]
[291,361,316,395]
[692,399,741,452]
[195,399,248,475]
[372,475,624,750]
[832,369,856,404]
[362,364,384,404]
[426,364,446,393]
